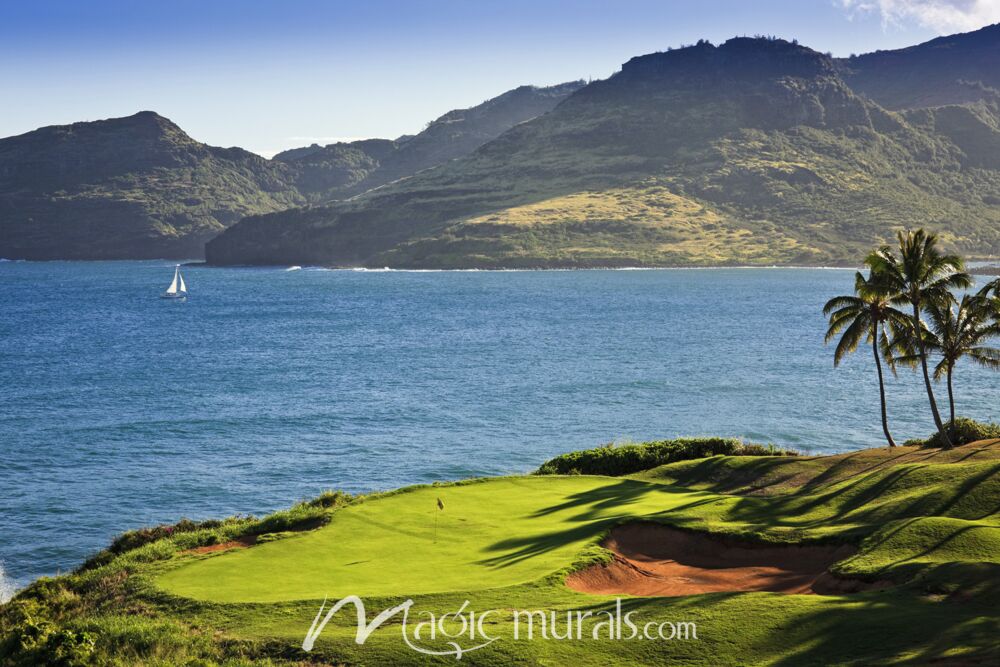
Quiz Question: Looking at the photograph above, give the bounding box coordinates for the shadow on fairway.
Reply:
[480,480,719,568]
[769,589,1000,666]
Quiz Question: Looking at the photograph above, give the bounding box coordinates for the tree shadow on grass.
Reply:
[717,464,927,531]
[528,479,709,521]
[797,449,915,494]
[934,462,1000,520]
[873,522,1000,576]
[647,455,809,495]
[768,590,1000,666]
[479,480,720,569]
[721,460,1000,532]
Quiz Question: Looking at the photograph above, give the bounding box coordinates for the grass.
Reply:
[156,476,709,602]
[3,440,1000,665]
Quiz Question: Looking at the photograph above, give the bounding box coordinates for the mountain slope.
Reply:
[272,139,396,199]
[272,81,584,201]
[207,37,1000,268]
[0,112,304,260]
[838,23,1000,110]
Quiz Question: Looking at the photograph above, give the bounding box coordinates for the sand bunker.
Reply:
[566,524,857,596]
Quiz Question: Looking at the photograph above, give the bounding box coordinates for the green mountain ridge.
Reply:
[5,27,1000,264]
[206,35,1000,268]
[0,111,304,260]
[272,82,585,201]
[838,23,1000,110]
[0,83,581,260]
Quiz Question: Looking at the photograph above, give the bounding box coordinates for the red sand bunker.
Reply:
[566,524,859,596]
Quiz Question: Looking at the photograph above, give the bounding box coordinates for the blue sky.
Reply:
[2,1,997,156]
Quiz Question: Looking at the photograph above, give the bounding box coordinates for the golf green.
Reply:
[156,476,709,602]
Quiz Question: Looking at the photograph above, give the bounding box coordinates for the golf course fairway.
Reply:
[4,440,1000,665]
[156,476,712,602]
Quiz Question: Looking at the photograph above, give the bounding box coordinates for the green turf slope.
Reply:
[156,476,714,602]
[3,442,999,665]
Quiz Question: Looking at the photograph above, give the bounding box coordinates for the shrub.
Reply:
[304,489,353,509]
[535,437,798,476]
[250,503,329,535]
[914,418,1000,449]
[80,490,355,570]
[104,517,250,556]
[0,599,96,667]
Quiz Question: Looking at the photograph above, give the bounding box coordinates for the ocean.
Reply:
[1,260,998,593]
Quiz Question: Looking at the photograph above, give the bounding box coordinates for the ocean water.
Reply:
[1,261,998,591]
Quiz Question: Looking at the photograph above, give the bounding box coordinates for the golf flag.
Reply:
[437,497,444,510]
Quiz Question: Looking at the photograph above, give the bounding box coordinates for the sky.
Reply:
[2,0,999,157]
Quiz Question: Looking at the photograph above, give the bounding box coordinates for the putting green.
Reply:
[156,476,709,602]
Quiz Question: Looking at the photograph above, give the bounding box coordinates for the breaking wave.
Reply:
[0,561,17,603]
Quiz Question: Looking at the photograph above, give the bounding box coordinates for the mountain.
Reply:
[0,82,584,260]
[272,81,585,201]
[272,139,397,200]
[838,23,1000,109]
[0,112,304,260]
[206,36,1000,268]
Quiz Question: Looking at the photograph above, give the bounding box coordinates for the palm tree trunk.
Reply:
[947,364,956,434]
[872,332,896,447]
[912,301,951,447]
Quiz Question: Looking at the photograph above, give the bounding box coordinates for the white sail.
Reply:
[166,267,179,294]
[178,271,187,293]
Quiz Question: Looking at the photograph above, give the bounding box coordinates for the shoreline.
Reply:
[7,256,999,275]
[6,258,998,274]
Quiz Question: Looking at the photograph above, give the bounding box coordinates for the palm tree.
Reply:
[921,293,1000,428]
[824,271,912,447]
[864,229,972,447]
[978,277,1000,299]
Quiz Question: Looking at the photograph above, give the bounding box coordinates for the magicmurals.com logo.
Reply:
[302,596,698,658]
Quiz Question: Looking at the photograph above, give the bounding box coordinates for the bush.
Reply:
[248,490,353,535]
[86,490,354,565]
[535,437,798,476]
[915,418,1000,449]
[104,517,249,556]
[304,489,352,509]
[0,599,96,667]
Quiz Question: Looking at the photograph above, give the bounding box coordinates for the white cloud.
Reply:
[839,0,1000,33]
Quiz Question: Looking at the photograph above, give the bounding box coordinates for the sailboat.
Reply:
[160,265,187,299]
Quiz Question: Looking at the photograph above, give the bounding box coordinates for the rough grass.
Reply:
[2,441,999,665]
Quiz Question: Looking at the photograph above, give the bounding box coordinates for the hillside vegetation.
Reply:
[272,82,584,201]
[838,23,1000,110]
[7,27,1000,264]
[0,84,581,260]
[207,36,1000,268]
[0,112,304,260]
